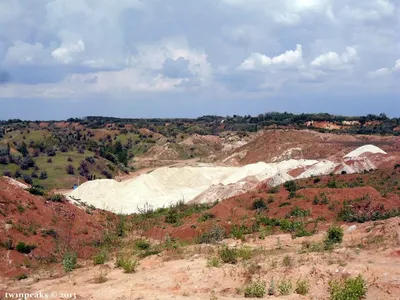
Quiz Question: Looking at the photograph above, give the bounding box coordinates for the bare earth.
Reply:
[2,218,400,300]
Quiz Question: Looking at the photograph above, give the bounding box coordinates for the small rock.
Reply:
[347,225,357,232]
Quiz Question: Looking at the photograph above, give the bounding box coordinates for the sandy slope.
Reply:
[3,218,400,300]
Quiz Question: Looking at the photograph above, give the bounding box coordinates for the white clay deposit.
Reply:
[68,145,387,213]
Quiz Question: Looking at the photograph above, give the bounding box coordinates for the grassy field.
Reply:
[0,150,116,190]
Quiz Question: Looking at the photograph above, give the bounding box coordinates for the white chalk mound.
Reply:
[68,145,387,214]
[344,144,387,158]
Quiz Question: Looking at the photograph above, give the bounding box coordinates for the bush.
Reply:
[252,198,267,211]
[135,239,151,250]
[295,279,310,295]
[3,171,12,177]
[47,194,65,202]
[313,177,321,184]
[198,212,216,222]
[288,206,310,218]
[284,180,297,193]
[93,249,108,265]
[165,209,179,224]
[327,180,338,188]
[66,164,75,175]
[39,171,48,180]
[278,279,292,296]
[282,255,293,267]
[329,275,367,300]
[22,174,33,184]
[325,226,344,248]
[62,251,77,272]
[219,246,238,264]
[27,186,45,196]
[244,281,266,298]
[197,225,226,244]
[116,255,138,273]
[16,242,36,254]
[206,257,221,268]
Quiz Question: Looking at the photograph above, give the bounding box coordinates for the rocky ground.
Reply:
[1,218,400,300]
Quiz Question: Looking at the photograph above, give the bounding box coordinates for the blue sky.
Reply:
[0,0,399,120]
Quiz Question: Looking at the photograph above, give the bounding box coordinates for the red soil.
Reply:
[0,177,117,278]
[145,171,400,242]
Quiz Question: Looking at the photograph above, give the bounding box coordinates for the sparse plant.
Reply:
[198,212,216,222]
[219,246,238,264]
[244,281,266,298]
[206,257,221,268]
[16,242,36,254]
[93,270,108,284]
[93,249,108,265]
[197,225,226,244]
[329,275,367,300]
[282,255,293,267]
[295,279,310,295]
[268,278,275,296]
[325,225,344,249]
[116,255,138,273]
[47,194,65,202]
[135,239,151,250]
[278,279,292,296]
[252,198,267,211]
[62,251,77,272]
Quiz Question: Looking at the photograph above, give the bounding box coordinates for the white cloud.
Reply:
[239,44,304,71]
[394,59,400,71]
[368,58,400,77]
[51,40,85,64]
[311,47,359,71]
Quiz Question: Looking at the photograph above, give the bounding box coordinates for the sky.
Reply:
[0,0,399,120]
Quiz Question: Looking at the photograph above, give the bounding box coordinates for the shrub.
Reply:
[269,186,280,194]
[16,242,36,254]
[267,195,274,203]
[66,164,75,175]
[288,206,310,218]
[39,171,48,180]
[313,177,321,184]
[197,225,226,244]
[295,279,310,295]
[219,246,238,264]
[206,257,221,268]
[244,281,266,298]
[329,275,367,300]
[282,255,293,267]
[165,209,179,224]
[325,226,344,248]
[27,185,44,196]
[116,255,138,273]
[22,174,33,184]
[135,239,151,250]
[3,171,12,177]
[15,274,28,280]
[284,181,297,193]
[327,180,338,188]
[47,194,65,202]
[62,252,77,272]
[252,198,267,211]
[85,156,96,164]
[93,249,108,265]
[198,212,216,222]
[278,279,292,296]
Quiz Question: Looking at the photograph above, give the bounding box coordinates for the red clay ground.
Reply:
[145,168,400,242]
[0,177,118,278]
